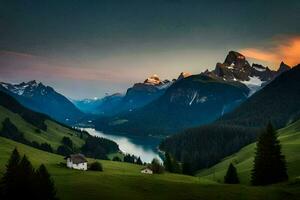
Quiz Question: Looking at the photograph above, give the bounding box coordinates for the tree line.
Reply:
[0,148,58,200]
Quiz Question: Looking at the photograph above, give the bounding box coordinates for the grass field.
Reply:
[197,119,300,185]
[0,105,85,149]
[1,136,300,200]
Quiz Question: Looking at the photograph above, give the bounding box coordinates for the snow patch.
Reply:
[241,76,265,96]
[197,96,207,103]
[253,66,266,72]
[189,92,198,106]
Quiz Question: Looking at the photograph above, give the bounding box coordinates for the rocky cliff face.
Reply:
[203,51,291,94]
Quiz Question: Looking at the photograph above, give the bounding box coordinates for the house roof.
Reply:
[65,154,87,164]
[141,166,152,171]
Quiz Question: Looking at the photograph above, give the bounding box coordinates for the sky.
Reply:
[1,0,300,99]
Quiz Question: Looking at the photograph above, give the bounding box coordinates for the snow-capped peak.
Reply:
[0,80,49,96]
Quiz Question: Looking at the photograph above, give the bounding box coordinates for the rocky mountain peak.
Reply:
[277,61,291,73]
[177,72,192,80]
[144,74,162,85]
[224,51,249,67]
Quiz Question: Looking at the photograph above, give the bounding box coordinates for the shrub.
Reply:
[89,162,103,171]
[112,156,122,162]
[57,145,73,156]
[151,158,164,174]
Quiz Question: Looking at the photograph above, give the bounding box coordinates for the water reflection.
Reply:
[83,128,162,163]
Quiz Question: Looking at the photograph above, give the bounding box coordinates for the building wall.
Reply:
[67,158,73,168]
[72,162,87,171]
[66,158,87,170]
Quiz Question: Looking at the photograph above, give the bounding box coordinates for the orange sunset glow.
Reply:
[241,36,300,67]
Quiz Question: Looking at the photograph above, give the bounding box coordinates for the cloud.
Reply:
[240,36,300,67]
[0,51,132,83]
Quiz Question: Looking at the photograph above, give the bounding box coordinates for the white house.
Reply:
[65,154,88,171]
[141,167,153,174]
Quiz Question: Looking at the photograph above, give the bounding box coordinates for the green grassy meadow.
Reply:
[197,119,300,185]
[0,105,85,149]
[1,136,299,200]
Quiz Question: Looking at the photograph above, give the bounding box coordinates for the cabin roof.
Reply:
[65,154,87,164]
[141,167,152,171]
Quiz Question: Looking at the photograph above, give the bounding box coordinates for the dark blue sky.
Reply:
[1,0,300,98]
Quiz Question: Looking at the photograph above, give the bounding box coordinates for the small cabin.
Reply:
[141,167,153,174]
[65,154,88,171]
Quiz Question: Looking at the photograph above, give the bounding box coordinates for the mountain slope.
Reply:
[160,64,300,172]
[0,90,86,149]
[218,64,300,128]
[0,90,121,160]
[0,136,299,200]
[95,74,249,136]
[197,119,300,184]
[0,81,84,125]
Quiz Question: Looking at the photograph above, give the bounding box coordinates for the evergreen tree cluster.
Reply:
[0,118,54,154]
[163,152,181,173]
[150,158,165,174]
[112,156,122,162]
[160,124,257,174]
[57,136,74,156]
[81,136,119,160]
[0,148,58,200]
[251,123,288,185]
[123,154,143,165]
[0,118,26,143]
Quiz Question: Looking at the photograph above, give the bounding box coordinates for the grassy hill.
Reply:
[1,136,300,200]
[0,105,85,150]
[197,119,300,184]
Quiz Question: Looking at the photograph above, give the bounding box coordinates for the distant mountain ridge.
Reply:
[74,74,176,116]
[95,74,250,136]
[0,80,84,125]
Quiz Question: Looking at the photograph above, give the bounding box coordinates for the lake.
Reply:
[83,128,163,163]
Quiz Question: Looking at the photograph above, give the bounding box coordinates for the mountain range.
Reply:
[0,80,84,125]
[93,51,290,136]
[160,64,300,172]
[74,74,175,116]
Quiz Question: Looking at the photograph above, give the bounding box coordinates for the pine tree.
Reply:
[251,123,288,185]
[18,155,36,198]
[35,164,58,200]
[136,157,143,165]
[164,152,173,172]
[224,163,239,184]
[164,152,182,173]
[0,148,21,199]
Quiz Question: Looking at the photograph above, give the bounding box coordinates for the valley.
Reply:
[1,1,300,199]
[1,136,299,200]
